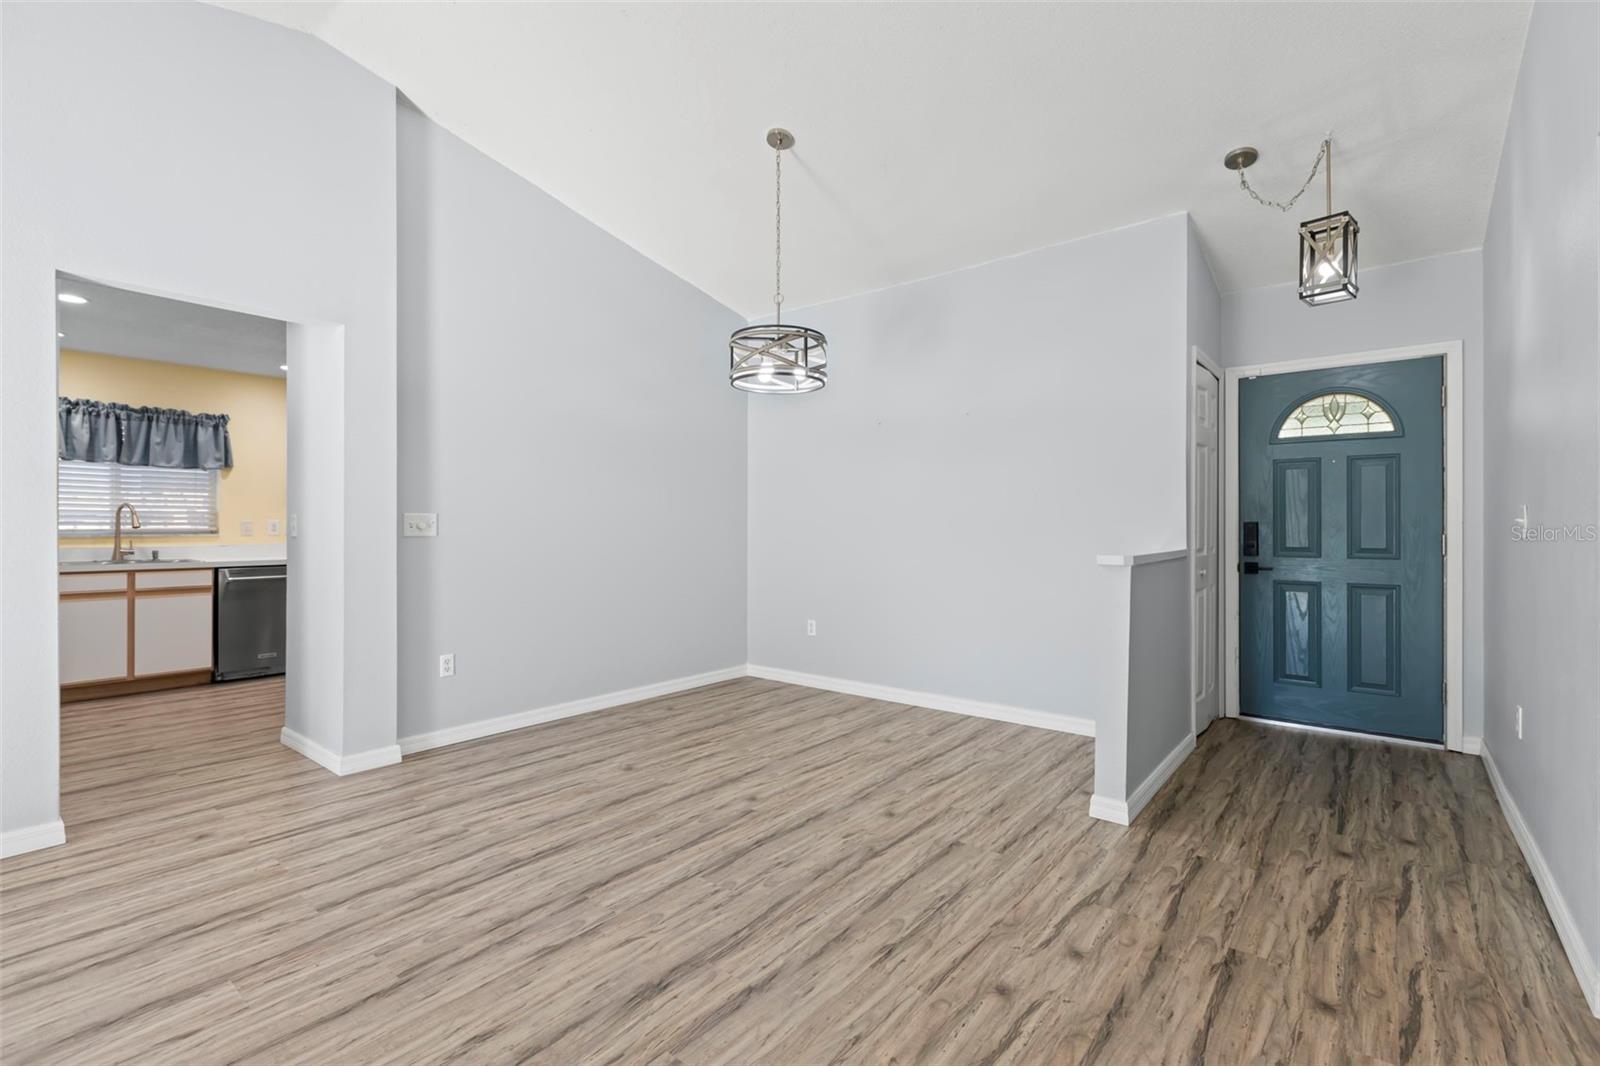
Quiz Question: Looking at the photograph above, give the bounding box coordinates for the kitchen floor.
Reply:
[2,678,1597,1064]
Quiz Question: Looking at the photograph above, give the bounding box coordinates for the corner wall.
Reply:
[746,214,1192,725]
[1480,0,1600,1011]
[394,105,748,745]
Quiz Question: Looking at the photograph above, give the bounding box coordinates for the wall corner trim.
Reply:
[397,666,748,755]
[1088,795,1131,825]
[1480,740,1600,1017]
[745,665,1095,738]
[1092,731,1196,827]
[280,728,402,777]
[0,819,67,859]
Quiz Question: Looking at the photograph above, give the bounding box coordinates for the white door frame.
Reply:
[1189,347,1224,738]
[1222,340,1465,752]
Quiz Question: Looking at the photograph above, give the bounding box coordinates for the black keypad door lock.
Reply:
[1242,520,1260,557]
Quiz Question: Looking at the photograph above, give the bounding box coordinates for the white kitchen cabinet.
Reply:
[61,571,133,594]
[60,567,215,697]
[59,595,131,684]
[134,569,214,591]
[133,592,213,676]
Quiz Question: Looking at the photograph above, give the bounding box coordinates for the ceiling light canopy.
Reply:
[57,292,88,305]
[729,129,827,394]
[1226,138,1358,306]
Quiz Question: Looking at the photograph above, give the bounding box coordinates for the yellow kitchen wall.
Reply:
[57,349,287,548]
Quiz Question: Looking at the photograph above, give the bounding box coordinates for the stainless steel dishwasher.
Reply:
[214,565,287,681]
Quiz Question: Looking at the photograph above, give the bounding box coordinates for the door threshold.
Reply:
[1237,714,1444,751]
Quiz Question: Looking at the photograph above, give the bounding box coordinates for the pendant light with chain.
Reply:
[729,129,828,393]
[1225,137,1359,305]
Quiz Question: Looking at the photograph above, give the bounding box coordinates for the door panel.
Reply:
[60,597,131,684]
[1348,584,1401,696]
[134,593,213,676]
[1272,459,1321,556]
[1192,363,1221,731]
[1348,455,1400,558]
[1272,580,1321,685]
[1238,357,1443,742]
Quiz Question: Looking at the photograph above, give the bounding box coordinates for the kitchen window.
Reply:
[58,460,220,536]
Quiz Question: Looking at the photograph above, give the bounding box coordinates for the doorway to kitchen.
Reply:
[54,273,291,775]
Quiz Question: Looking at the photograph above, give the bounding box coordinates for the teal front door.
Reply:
[1238,357,1444,742]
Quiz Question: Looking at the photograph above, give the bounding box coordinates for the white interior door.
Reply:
[1192,361,1221,732]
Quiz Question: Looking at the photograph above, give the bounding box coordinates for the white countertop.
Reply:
[59,557,288,574]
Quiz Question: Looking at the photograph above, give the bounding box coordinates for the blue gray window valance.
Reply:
[58,397,233,470]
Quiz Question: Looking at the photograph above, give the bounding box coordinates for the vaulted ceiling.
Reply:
[217,1,1530,316]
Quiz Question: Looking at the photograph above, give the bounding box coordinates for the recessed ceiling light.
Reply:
[279,364,288,371]
[57,292,88,304]
[57,331,65,339]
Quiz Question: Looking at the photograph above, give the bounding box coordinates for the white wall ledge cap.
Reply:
[1096,549,1188,567]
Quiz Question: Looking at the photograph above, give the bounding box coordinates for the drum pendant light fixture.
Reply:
[1225,137,1359,306]
[729,129,828,393]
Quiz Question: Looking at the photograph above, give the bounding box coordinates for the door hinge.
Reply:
[1442,533,1448,556]
[1441,383,1447,408]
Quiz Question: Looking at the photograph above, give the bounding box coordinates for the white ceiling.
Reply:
[56,275,287,377]
[217,2,1529,317]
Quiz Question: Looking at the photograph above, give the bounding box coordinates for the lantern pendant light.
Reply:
[1296,141,1358,305]
[729,129,828,393]
[1225,138,1359,306]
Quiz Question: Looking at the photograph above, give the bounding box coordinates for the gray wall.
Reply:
[747,215,1191,722]
[1221,250,1486,739]
[395,105,748,741]
[1092,556,1191,813]
[1126,557,1193,786]
[1481,0,1599,990]
[1,1,399,837]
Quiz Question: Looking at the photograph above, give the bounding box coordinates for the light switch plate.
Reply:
[266,518,281,536]
[403,512,438,538]
[289,514,298,538]
[240,520,254,536]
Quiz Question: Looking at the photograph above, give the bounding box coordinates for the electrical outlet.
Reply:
[806,619,816,637]
[266,518,281,536]
[404,512,439,538]
[439,653,455,678]
[1516,705,1523,740]
[240,520,254,536]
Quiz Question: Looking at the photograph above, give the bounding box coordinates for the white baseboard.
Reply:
[280,727,402,776]
[1461,734,1483,755]
[744,664,1095,738]
[1087,795,1131,825]
[397,663,1088,760]
[1481,740,1600,1017]
[0,819,66,859]
[1091,731,1197,826]
[398,666,748,755]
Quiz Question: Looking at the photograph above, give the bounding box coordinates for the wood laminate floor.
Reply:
[2,678,1596,1064]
